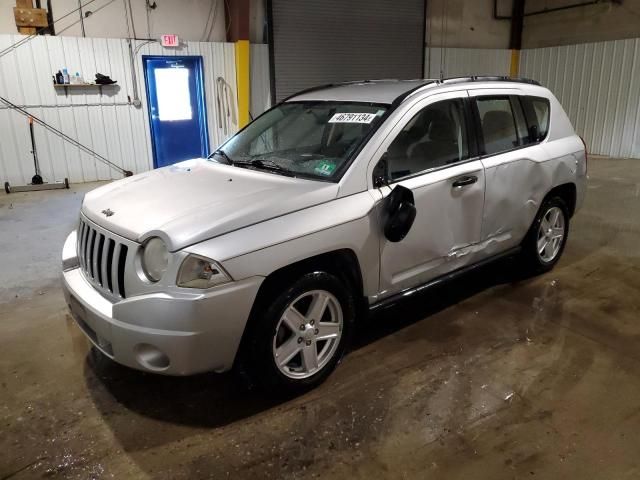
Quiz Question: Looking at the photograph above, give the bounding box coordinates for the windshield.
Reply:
[212,101,388,180]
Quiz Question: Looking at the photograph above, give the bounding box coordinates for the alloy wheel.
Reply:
[272,289,343,379]
[537,206,565,263]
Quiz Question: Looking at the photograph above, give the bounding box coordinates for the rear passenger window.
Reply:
[476,97,519,155]
[386,99,469,180]
[521,96,550,142]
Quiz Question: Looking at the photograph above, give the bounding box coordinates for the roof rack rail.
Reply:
[281,79,436,103]
[439,76,541,86]
[399,80,439,102]
[281,79,385,103]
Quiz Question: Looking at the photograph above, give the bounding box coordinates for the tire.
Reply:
[244,271,356,394]
[521,196,570,273]
[4,182,10,194]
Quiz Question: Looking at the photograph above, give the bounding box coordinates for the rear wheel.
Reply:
[244,271,355,394]
[521,196,569,272]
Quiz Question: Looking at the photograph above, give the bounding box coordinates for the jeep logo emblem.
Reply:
[101,208,115,217]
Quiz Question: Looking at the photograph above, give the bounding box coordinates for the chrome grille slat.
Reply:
[98,235,107,287]
[105,239,115,292]
[112,242,122,297]
[117,245,128,298]
[82,226,90,272]
[88,229,97,279]
[79,222,88,271]
[77,222,85,270]
[77,217,131,299]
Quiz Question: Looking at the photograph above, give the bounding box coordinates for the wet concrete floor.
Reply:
[1,157,639,479]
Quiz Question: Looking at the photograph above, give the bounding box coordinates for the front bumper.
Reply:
[61,231,263,375]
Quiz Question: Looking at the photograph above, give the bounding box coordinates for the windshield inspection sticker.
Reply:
[314,161,337,176]
[328,112,377,124]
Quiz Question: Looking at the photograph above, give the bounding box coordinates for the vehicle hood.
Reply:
[82,159,339,251]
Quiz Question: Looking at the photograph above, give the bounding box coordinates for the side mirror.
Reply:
[383,185,416,242]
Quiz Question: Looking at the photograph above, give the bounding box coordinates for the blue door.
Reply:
[143,56,209,168]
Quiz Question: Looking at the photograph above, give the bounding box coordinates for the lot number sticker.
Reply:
[328,112,377,124]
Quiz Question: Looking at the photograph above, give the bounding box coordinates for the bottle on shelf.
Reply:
[75,72,84,84]
[55,70,63,84]
[62,68,70,85]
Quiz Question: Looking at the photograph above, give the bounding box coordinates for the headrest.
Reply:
[404,113,430,141]
[482,110,514,135]
[428,112,456,142]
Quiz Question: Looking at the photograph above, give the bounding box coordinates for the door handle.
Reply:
[452,175,478,189]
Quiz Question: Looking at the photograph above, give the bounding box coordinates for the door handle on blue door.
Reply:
[452,175,478,189]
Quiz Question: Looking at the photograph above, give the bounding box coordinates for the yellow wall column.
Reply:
[235,39,250,128]
[510,49,520,77]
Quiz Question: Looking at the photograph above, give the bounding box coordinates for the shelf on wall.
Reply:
[53,83,117,97]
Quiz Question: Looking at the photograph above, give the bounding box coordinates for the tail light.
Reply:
[579,136,588,174]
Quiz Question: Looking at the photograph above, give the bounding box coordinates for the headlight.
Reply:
[141,237,169,282]
[177,255,231,289]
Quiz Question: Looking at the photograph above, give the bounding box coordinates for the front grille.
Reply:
[77,218,129,298]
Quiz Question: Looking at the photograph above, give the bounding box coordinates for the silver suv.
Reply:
[62,77,587,392]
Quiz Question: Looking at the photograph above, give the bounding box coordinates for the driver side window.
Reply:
[386,99,469,180]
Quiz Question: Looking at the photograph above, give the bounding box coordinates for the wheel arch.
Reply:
[233,248,364,370]
[253,248,364,308]
[546,182,577,217]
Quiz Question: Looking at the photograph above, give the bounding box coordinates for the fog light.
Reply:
[134,343,170,371]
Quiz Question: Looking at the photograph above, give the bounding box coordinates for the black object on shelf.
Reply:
[95,73,117,85]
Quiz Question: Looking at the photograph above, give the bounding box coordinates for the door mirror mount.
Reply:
[373,153,390,188]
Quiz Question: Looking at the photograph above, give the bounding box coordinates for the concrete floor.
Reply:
[1,157,639,479]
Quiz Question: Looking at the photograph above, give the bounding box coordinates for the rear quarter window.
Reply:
[520,96,551,143]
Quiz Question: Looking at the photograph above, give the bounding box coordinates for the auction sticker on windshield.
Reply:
[328,112,377,123]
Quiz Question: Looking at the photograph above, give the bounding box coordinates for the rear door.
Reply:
[376,91,486,296]
[469,89,551,255]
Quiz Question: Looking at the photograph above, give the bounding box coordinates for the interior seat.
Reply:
[482,110,518,153]
[410,113,459,169]
[387,114,430,179]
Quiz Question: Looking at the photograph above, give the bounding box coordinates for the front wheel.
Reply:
[244,271,355,394]
[521,196,569,272]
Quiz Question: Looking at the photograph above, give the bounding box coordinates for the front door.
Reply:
[143,55,209,168]
[376,92,486,297]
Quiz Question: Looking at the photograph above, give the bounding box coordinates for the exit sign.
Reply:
[160,34,179,47]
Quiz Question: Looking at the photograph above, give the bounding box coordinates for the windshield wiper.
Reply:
[208,148,234,165]
[234,159,295,177]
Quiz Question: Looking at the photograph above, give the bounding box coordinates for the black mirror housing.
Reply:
[385,202,416,242]
[383,185,416,242]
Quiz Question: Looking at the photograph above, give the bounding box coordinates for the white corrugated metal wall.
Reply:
[425,47,511,78]
[520,39,640,158]
[0,34,239,186]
